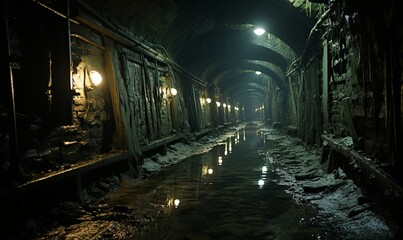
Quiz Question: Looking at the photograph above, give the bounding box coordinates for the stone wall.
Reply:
[0,4,221,185]
[283,0,402,172]
[325,0,402,168]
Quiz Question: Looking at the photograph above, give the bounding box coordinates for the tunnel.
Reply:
[0,0,402,239]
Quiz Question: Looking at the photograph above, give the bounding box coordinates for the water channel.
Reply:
[108,126,336,239]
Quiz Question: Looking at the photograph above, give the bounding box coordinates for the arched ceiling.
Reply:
[79,0,321,109]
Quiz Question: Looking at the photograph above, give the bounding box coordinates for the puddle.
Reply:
[109,126,337,239]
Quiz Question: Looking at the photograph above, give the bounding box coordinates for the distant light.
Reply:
[218,156,223,165]
[174,199,180,208]
[170,88,178,96]
[227,105,231,109]
[90,70,102,86]
[208,168,213,174]
[255,71,262,75]
[254,28,266,36]
[206,98,212,103]
[216,101,221,107]
[258,179,265,188]
[262,166,268,173]
[223,103,227,108]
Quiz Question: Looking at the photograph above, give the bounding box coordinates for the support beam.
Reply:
[103,37,127,148]
[1,0,20,181]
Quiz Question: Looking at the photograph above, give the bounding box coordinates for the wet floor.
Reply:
[108,126,336,240]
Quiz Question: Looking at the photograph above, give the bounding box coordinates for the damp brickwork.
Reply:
[324,0,402,169]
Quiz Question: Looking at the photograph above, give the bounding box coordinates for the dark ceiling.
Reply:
[80,0,319,109]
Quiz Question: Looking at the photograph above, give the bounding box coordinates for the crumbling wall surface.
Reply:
[0,6,196,185]
[289,60,322,146]
[266,80,285,126]
[0,1,116,180]
[285,59,322,147]
[326,0,402,171]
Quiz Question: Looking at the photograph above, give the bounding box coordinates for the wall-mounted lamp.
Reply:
[89,70,102,86]
[174,199,180,208]
[216,101,221,107]
[206,98,212,104]
[170,87,178,96]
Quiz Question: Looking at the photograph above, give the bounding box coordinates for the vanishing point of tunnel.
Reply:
[0,0,402,239]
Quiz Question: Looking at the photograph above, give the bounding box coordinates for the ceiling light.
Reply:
[255,71,262,75]
[254,28,266,36]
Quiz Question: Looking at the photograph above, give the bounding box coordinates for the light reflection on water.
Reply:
[135,126,334,240]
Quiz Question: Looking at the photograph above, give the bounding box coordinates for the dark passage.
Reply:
[107,126,334,239]
[1,1,402,239]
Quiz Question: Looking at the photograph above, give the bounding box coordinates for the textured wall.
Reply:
[326,0,402,168]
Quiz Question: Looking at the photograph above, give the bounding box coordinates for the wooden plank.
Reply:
[140,54,152,139]
[322,134,403,196]
[103,36,126,148]
[342,97,358,140]
[322,40,329,130]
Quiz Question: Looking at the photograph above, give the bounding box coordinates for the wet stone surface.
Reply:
[4,124,397,240]
[104,126,336,239]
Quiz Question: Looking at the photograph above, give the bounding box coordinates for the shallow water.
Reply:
[125,126,336,239]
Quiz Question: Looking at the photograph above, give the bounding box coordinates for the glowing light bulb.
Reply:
[174,199,180,208]
[208,168,213,174]
[254,28,266,36]
[206,98,212,103]
[255,71,262,75]
[170,88,178,96]
[258,179,265,189]
[90,70,102,86]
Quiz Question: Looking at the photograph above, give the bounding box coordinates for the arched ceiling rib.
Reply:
[202,58,284,83]
[177,33,291,77]
[164,0,315,55]
[216,74,269,108]
[226,82,267,98]
[80,0,318,107]
[213,69,280,92]
[218,72,269,89]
